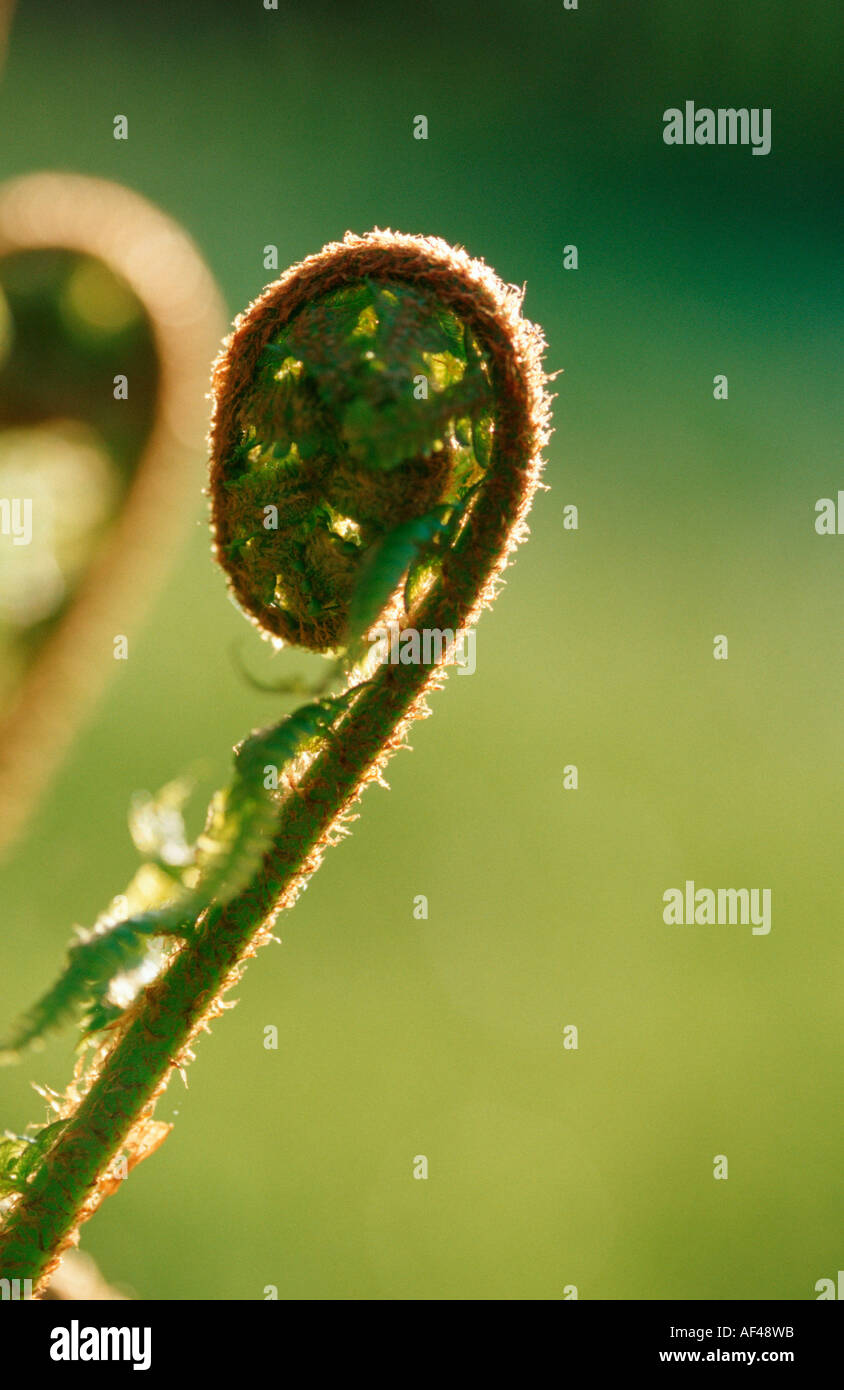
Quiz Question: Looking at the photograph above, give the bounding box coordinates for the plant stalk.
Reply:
[0,230,549,1293]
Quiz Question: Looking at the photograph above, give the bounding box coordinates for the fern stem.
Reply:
[0,230,549,1293]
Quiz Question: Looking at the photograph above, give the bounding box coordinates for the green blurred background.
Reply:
[0,0,841,1299]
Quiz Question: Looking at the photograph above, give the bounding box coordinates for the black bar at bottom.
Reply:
[2,1298,839,1376]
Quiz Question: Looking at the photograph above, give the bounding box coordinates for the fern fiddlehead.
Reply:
[0,229,550,1294]
[0,172,225,855]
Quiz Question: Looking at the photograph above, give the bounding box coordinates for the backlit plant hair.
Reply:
[0,228,550,1295]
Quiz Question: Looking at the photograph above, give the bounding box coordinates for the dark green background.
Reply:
[0,0,840,1299]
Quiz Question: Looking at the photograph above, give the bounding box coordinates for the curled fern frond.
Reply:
[210,252,497,651]
[0,228,550,1293]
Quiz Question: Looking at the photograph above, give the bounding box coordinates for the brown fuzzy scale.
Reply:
[0,229,550,1293]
